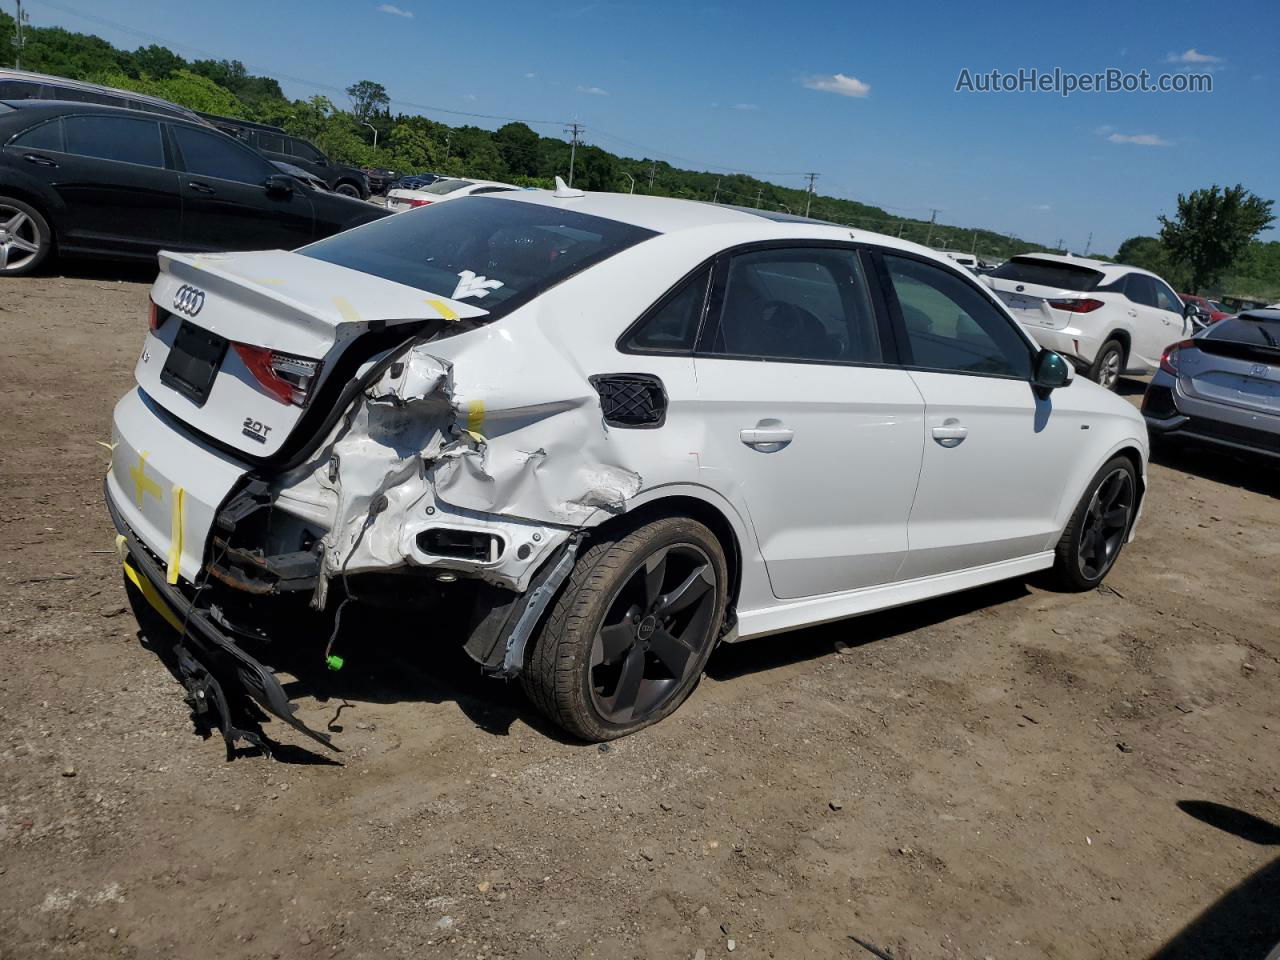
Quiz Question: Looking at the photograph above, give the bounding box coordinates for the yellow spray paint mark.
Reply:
[465,400,486,441]
[122,559,184,633]
[166,485,185,585]
[130,451,162,508]
[333,296,361,324]
[426,298,458,322]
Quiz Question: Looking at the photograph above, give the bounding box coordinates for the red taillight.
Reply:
[405,198,432,208]
[232,344,321,406]
[1047,298,1105,313]
[147,300,168,332]
[1159,339,1196,376]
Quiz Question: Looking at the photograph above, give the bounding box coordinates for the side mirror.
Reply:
[264,173,295,195]
[1033,349,1072,392]
[1183,301,1201,319]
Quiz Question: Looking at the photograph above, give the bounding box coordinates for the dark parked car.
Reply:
[362,166,399,194]
[0,100,389,276]
[0,68,205,124]
[199,113,370,199]
[1142,309,1280,460]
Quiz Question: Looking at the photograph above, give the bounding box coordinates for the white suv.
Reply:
[984,253,1196,390]
[106,191,1148,751]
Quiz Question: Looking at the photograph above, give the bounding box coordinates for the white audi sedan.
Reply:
[106,189,1148,752]
[384,176,519,212]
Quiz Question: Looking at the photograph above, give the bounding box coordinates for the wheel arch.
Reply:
[590,488,748,610]
[1104,329,1131,364]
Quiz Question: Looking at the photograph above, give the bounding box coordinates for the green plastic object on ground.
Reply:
[326,654,345,671]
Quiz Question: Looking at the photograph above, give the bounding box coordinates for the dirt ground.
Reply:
[1,268,1278,960]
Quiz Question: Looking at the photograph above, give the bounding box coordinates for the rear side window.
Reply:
[300,196,656,319]
[704,247,881,364]
[63,115,163,167]
[172,125,273,185]
[0,79,39,99]
[288,138,324,163]
[884,253,1032,379]
[990,256,1103,291]
[624,266,711,353]
[256,131,287,153]
[11,118,63,151]
[421,178,473,195]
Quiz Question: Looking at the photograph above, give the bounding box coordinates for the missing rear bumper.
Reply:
[107,482,338,759]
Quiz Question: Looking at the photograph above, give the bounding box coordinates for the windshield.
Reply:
[989,256,1103,291]
[299,196,657,318]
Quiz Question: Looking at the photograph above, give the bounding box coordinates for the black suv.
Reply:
[200,114,370,199]
[0,100,388,276]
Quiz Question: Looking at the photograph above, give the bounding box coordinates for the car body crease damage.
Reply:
[267,338,643,607]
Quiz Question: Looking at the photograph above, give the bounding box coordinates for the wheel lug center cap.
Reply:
[636,615,657,641]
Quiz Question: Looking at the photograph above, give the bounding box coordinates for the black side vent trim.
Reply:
[590,373,667,429]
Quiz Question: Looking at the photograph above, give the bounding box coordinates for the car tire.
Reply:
[521,516,728,742]
[0,196,53,277]
[334,182,361,198]
[1089,339,1125,391]
[1050,456,1138,592]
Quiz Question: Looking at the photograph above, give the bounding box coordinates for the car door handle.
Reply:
[932,420,968,447]
[740,426,793,449]
[22,152,57,167]
[1127,309,1138,317]
[187,181,216,194]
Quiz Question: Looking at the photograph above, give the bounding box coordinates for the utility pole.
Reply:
[803,172,819,218]
[443,132,451,162]
[1054,237,1063,253]
[14,0,28,70]
[925,209,938,246]
[648,160,656,190]
[754,188,763,208]
[971,230,978,253]
[712,177,721,203]
[1084,232,1093,256]
[564,122,584,187]
[897,222,904,238]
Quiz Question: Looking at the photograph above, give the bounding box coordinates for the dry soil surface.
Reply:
[1,270,1278,960]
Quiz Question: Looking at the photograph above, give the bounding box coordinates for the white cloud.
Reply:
[524,72,537,79]
[1032,203,1052,211]
[802,73,870,98]
[576,85,609,96]
[1106,132,1173,146]
[733,102,758,111]
[462,93,477,101]
[1166,48,1222,64]
[376,3,414,17]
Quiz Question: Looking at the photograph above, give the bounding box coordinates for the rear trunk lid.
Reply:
[984,257,1105,332]
[1180,317,1280,415]
[138,250,486,459]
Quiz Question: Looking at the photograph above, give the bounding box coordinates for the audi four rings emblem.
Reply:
[173,284,206,317]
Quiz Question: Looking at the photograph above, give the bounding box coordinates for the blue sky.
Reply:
[29,0,1280,254]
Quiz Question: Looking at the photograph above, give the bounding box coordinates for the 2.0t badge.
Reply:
[173,284,206,317]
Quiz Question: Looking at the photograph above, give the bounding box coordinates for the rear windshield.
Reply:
[299,196,656,317]
[421,178,473,195]
[990,256,1103,291]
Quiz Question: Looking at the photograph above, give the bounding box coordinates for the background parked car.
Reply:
[1142,308,1280,459]
[0,68,205,124]
[362,166,399,194]
[391,172,447,191]
[1178,292,1233,325]
[385,177,518,211]
[984,253,1196,390]
[0,100,388,275]
[198,113,371,199]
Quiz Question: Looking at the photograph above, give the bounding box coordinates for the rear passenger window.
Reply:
[256,132,287,153]
[624,266,711,353]
[11,118,64,151]
[884,254,1032,379]
[63,115,163,167]
[704,248,881,364]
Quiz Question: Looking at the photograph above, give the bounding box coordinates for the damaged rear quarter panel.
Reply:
[271,227,769,601]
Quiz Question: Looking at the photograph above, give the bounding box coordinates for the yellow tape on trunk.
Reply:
[167,485,184,585]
